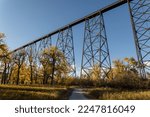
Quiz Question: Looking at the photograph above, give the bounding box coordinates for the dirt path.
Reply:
[69,88,88,100]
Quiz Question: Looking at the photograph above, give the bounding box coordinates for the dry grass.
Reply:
[85,88,150,100]
[0,84,66,91]
[101,91,150,100]
[0,85,72,100]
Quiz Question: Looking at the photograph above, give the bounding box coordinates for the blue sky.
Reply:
[0,0,137,74]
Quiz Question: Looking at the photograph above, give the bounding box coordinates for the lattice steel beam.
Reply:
[81,13,111,79]
[57,27,76,77]
[128,0,150,78]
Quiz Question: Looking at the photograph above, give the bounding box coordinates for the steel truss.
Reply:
[81,13,111,79]
[57,27,76,77]
[128,0,150,78]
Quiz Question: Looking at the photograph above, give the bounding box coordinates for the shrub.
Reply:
[107,71,149,89]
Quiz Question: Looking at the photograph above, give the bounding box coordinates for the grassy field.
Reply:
[84,88,150,100]
[0,85,72,100]
[1,85,150,100]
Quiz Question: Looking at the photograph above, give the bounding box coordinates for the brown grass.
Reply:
[0,85,72,100]
[85,88,150,100]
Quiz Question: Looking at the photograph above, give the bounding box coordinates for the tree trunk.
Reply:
[34,70,38,84]
[51,58,56,86]
[43,70,47,84]
[16,67,20,85]
[30,65,33,84]
[1,63,7,84]
[8,67,13,84]
[1,75,4,84]
[46,74,49,84]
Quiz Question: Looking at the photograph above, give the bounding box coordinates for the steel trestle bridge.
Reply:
[3,0,150,83]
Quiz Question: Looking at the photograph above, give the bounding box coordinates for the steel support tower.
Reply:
[80,13,111,79]
[57,27,76,77]
[128,0,150,78]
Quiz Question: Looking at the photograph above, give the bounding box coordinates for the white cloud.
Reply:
[144,61,150,66]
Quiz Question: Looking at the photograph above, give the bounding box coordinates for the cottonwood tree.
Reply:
[40,46,69,85]
[26,47,37,84]
[0,48,11,84]
[124,57,138,74]
[110,58,142,89]
[0,32,11,84]
[0,33,7,54]
[112,58,139,78]
[89,64,101,86]
[6,57,15,84]
[13,50,26,85]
